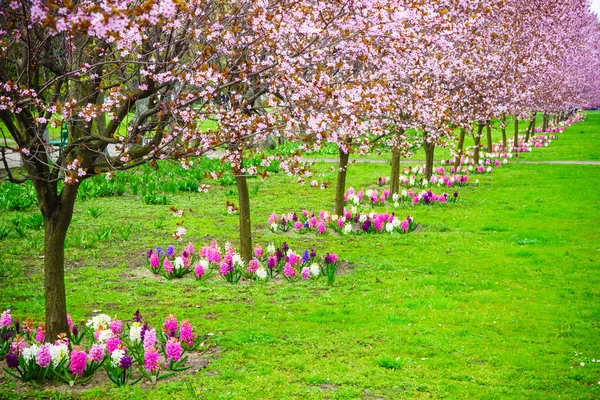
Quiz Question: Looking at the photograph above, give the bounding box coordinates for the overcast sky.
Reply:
[591,0,600,17]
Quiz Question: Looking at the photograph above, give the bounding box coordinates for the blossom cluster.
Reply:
[145,243,196,279]
[268,210,417,235]
[145,242,342,284]
[344,186,459,208]
[1,309,199,386]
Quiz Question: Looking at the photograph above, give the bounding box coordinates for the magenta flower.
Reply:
[165,338,182,362]
[149,252,160,268]
[294,221,303,230]
[247,259,259,274]
[66,313,73,329]
[283,263,297,278]
[179,320,194,346]
[267,213,278,225]
[110,319,123,336]
[254,246,264,259]
[164,259,174,274]
[220,261,233,275]
[0,309,11,328]
[267,255,277,270]
[70,347,87,376]
[287,252,300,266]
[401,219,409,232]
[301,267,310,280]
[36,344,51,368]
[35,325,45,342]
[88,344,105,363]
[194,263,205,279]
[106,336,121,355]
[163,314,178,337]
[317,221,326,234]
[144,346,160,372]
[143,328,157,348]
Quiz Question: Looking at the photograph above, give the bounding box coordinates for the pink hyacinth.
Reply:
[287,252,300,266]
[70,347,87,376]
[164,259,174,274]
[309,216,318,227]
[294,221,303,230]
[149,252,160,268]
[283,263,297,278]
[337,219,344,229]
[220,261,233,275]
[88,344,105,363]
[301,267,310,280]
[401,219,409,232]
[317,221,326,234]
[165,338,182,362]
[144,346,160,372]
[36,344,51,368]
[66,313,73,329]
[163,314,178,337]
[144,328,157,348]
[179,320,194,346]
[247,259,259,274]
[254,246,264,259]
[267,213,278,225]
[106,336,121,355]
[35,325,45,342]
[194,263,205,279]
[110,319,123,335]
[0,309,11,328]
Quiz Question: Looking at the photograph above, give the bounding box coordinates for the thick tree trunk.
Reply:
[390,147,401,197]
[235,173,252,263]
[501,116,507,150]
[335,147,350,216]
[474,123,484,164]
[485,120,493,152]
[513,117,519,148]
[38,184,79,343]
[542,113,549,133]
[454,128,466,168]
[424,140,435,180]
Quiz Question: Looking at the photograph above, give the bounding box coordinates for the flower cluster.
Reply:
[1,309,200,387]
[145,242,343,285]
[344,187,460,208]
[145,243,196,279]
[268,210,417,235]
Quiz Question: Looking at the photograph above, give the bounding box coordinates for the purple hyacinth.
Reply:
[453,191,459,198]
[303,221,309,228]
[6,353,19,369]
[282,242,289,252]
[301,250,310,264]
[310,249,317,259]
[166,245,175,258]
[155,246,164,256]
[72,325,79,337]
[119,355,132,370]
[361,218,371,232]
[267,255,277,270]
[133,310,142,323]
[292,213,298,222]
[275,248,283,262]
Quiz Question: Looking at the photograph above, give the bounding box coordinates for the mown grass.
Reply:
[0,112,599,399]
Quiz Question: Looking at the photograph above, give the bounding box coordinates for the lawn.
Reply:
[0,113,599,399]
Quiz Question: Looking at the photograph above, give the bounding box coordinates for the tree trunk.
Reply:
[424,140,435,180]
[38,184,79,343]
[335,146,350,216]
[525,112,536,142]
[390,147,401,197]
[501,115,507,150]
[454,128,466,168]
[235,173,252,263]
[485,120,493,152]
[474,123,484,164]
[542,113,549,133]
[513,117,519,148]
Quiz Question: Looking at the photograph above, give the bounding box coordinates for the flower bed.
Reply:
[268,210,418,235]
[344,187,458,207]
[1,309,202,386]
[146,242,341,284]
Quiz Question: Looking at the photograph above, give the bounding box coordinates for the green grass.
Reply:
[0,112,599,399]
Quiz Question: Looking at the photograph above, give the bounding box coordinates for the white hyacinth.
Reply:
[130,322,142,343]
[50,343,69,367]
[256,267,268,279]
[344,223,353,234]
[87,313,111,331]
[310,263,320,276]
[22,344,39,363]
